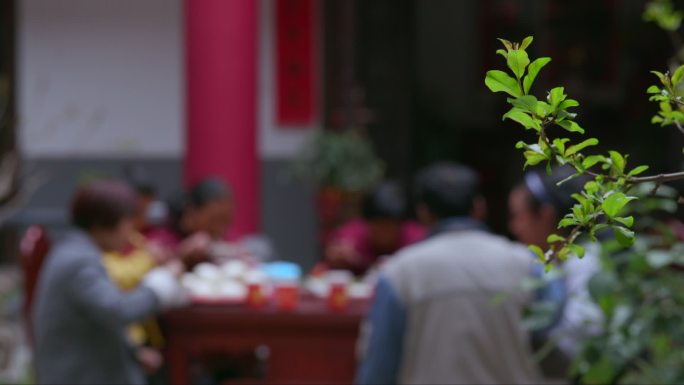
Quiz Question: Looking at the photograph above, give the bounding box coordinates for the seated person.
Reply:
[32,180,186,385]
[147,177,276,266]
[122,166,168,236]
[324,181,425,275]
[509,167,602,360]
[102,176,171,374]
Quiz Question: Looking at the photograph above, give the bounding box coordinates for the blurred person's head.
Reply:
[362,181,407,254]
[71,180,137,252]
[508,166,587,248]
[166,190,192,235]
[414,162,485,227]
[123,166,157,232]
[187,177,234,240]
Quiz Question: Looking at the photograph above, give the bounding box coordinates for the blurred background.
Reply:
[0,0,680,268]
[0,0,683,382]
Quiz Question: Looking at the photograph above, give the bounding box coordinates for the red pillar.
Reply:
[184,0,259,235]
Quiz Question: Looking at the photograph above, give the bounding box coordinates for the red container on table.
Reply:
[326,270,352,311]
[246,283,267,309]
[328,283,348,311]
[275,283,299,311]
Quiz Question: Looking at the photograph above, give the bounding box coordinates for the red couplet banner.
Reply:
[276,0,318,126]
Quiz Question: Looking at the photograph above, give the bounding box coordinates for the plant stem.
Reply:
[584,169,684,184]
[674,119,684,135]
[539,119,684,185]
[547,226,583,265]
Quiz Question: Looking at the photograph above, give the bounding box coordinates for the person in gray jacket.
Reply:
[32,180,186,385]
[357,163,542,385]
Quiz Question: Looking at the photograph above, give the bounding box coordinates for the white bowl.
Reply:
[194,263,221,281]
[221,260,248,279]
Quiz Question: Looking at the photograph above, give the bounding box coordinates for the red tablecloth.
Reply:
[160,298,370,384]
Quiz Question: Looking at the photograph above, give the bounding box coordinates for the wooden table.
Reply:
[161,298,370,384]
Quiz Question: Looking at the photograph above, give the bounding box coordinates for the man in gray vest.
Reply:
[357,163,542,385]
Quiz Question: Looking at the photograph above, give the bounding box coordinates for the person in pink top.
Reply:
[325,181,426,275]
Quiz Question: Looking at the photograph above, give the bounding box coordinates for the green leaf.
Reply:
[582,155,605,169]
[497,38,513,50]
[673,64,684,85]
[557,120,585,134]
[547,234,565,243]
[524,151,547,168]
[485,70,522,97]
[522,57,551,94]
[660,100,672,113]
[496,49,508,59]
[535,101,553,116]
[609,151,626,175]
[515,141,528,149]
[558,99,579,110]
[646,85,661,94]
[520,36,533,50]
[559,217,579,228]
[651,70,669,86]
[503,108,541,131]
[552,138,570,155]
[528,245,545,261]
[569,244,585,258]
[566,138,599,156]
[582,357,615,385]
[602,192,636,218]
[613,226,635,247]
[585,181,600,195]
[613,216,634,227]
[510,95,539,113]
[507,49,530,79]
[548,87,567,109]
[627,165,649,177]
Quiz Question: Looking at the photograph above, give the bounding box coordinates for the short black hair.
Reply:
[166,190,189,224]
[189,177,233,208]
[71,180,137,230]
[362,181,406,220]
[523,166,588,215]
[122,165,156,197]
[415,162,480,219]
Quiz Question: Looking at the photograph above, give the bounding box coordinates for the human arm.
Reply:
[356,274,406,385]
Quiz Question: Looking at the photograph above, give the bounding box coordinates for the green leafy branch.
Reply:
[485,36,684,267]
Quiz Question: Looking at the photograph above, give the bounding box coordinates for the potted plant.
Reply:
[289,128,385,243]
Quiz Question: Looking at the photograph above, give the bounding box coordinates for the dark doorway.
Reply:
[324,0,679,234]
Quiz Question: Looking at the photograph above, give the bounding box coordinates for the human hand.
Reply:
[136,346,163,375]
[146,241,172,265]
[178,232,212,260]
[325,240,362,267]
[163,259,185,278]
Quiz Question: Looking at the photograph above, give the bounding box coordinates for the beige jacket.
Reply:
[381,230,542,384]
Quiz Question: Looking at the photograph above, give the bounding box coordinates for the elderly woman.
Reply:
[148,177,276,267]
[32,180,186,385]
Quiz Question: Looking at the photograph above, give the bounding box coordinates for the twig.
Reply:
[585,170,684,184]
[651,181,663,195]
[675,119,684,135]
[546,226,583,265]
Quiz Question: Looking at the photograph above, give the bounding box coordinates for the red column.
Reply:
[184,0,259,235]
